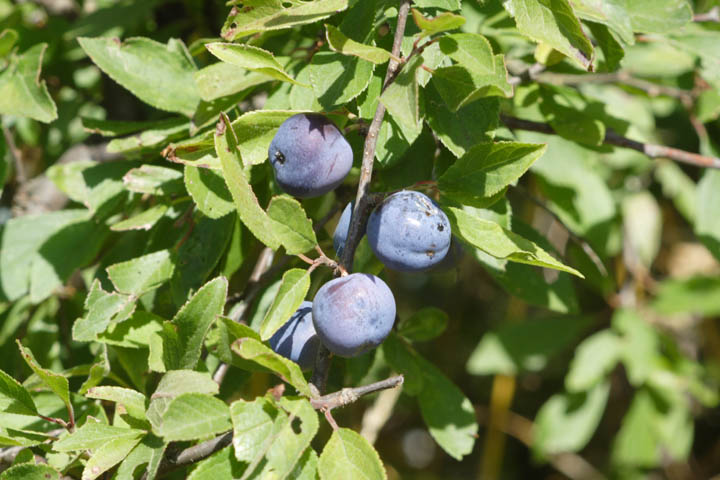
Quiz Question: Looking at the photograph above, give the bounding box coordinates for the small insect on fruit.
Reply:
[268,113,353,198]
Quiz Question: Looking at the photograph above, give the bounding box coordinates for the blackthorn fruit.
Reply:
[312,273,396,357]
[367,190,451,272]
[268,113,353,198]
[268,301,319,370]
[333,201,366,258]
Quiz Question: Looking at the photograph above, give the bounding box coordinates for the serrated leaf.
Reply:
[502,0,594,70]
[438,33,494,76]
[466,315,589,375]
[206,43,304,86]
[111,205,168,232]
[267,196,317,254]
[113,434,166,480]
[231,338,311,397]
[82,434,144,480]
[158,393,231,442]
[216,114,281,250]
[107,119,190,154]
[16,341,73,421]
[308,52,374,110]
[169,276,227,369]
[221,0,349,40]
[325,24,394,64]
[398,307,448,342]
[439,142,545,206]
[572,0,634,45]
[260,268,311,341]
[533,381,609,458]
[186,445,242,480]
[0,43,57,123]
[418,357,478,460]
[78,37,200,116]
[85,386,147,421]
[380,55,422,137]
[0,464,60,480]
[431,56,512,111]
[97,311,164,348]
[626,0,692,33]
[411,9,465,38]
[318,428,386,480]
[195,62,273,102]
[566,330,622,392]
[122,165,184,196]
[230,397,275,462]
[185,165,234,219]
[54,422,145,452]
[447,207,583,277]
[107,250,176,296]
[0,368,38,416]
[73,282,134,342]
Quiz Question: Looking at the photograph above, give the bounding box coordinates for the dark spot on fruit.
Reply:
[437,223,444,231]
[275,151,285,164]
[426,250,435,258]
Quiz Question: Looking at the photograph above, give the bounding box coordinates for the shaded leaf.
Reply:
[318,428,386,480]
[260,268,311,341]
[326,24,394,64]
[158,393,231,442]
[0,43,57,122]
[206,43,304,86]
[231,338,311,397]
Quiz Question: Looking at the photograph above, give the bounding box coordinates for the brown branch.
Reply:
[694,7,720,22]
[149,431,233,479]
[3,126,25,184]
[310,375,404,411]
[311,0,412,396]
[500,114,720,169]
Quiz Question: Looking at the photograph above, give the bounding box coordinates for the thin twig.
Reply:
[310,375,404,411]
[500,114,720,169]
[310,0,413,397]
[694,7,720,22]
[3,126,25,184]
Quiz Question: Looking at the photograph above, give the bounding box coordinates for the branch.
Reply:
[310,375,404,411]
[500,114,720,169]
[149,431,233,479]
[312,0,412,396]
[694,7,720,22]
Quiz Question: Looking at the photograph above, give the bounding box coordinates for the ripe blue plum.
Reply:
[312,273,396,357]
[367,191,451,272]
[268,301,319,370]
[333,201,366,258]
[268,113,353,198]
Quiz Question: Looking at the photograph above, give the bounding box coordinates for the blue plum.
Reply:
[367,191,451,272]
[268,113,353,198]
[312,273,396,357]
[268,301,319,370]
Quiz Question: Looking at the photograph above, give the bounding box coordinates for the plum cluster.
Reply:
[266,113,460,366]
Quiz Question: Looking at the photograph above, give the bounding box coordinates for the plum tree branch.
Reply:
[500,114,720,169]
[311,0,412,395]
[310,375,404,411]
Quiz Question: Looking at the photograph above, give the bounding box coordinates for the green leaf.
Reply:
[533,381,609,458]
[73,281,135,342]
[97,311,163,348]
[414,0,461,10]
[107,120,190,154]
[216,114,281,250]
[382,333,424,396]
[16,341,73,420]
[626,0,692,33]
[82,117,183,138]
[397,307,448,342]
[0,43,57,123]
[114,434,166,480]
[82,434,144,480]
[111,205,168,232]
[206,43,304,86]
[195,62,273,102]
[566,330,622,392]
[260,268,311,341]
[318,428,386,480]
[503,0,594,70]
[380,55,423,138]
[418,357,477,460]
[0,464,60,480]
[652,276,720,316]
[54,422,145,452]
[411,9,465,38]
[232,110,307,166]
[231,338,311,397]
[431,57,512,111]
[447,207,583,277]
[466,315,589,376]
[78,37,200,116]
[170,276,227,369]
[439,142,545,206]
[0,29,18,57]
[308,52,374,110]
[696,169,720,261]
[122,165,184,196]
[0,428,50,448]
[538,87,606,147]
[438,33,495,77]
[571,0,634,44]
[221,0,349,40]
[158,393,231,442]
[230,397,275,462]
[267,196,318,254]
[425,84,498,158]
[107,250,176,296]
[0,368,38,416]
[325,24,394,64]
[185,166,235,219]
[612,309,660,387]
[85,386,147,421]
[186,446,243,480]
